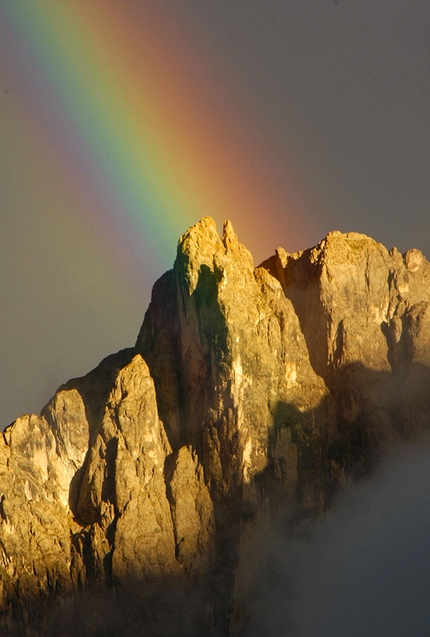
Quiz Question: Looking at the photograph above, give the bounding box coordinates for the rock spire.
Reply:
[1,218,430,635]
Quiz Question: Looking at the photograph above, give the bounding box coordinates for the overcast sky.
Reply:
[1,0,429,426]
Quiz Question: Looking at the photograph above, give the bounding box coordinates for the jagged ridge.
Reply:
[1,217,430,636]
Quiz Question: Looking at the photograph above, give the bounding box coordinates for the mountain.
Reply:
[1,217,430,635]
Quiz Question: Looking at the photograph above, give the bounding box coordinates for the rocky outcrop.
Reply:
[262,232,430,452]
[1,218,430,635]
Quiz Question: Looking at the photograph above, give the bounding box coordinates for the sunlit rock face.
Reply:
[1,218,430,636]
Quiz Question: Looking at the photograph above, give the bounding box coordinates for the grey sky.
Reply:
[1,0,429,426]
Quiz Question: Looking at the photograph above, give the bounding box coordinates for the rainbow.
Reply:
[1,1,309,284]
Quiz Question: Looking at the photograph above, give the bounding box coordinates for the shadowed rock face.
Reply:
[1,218,430,635]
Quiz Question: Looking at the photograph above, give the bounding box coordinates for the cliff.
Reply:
[1,218,430,635]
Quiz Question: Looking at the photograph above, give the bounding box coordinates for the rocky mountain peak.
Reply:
[1,218,430,636]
